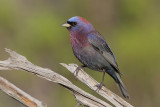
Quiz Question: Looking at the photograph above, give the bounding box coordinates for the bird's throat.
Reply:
[70,32,88,48]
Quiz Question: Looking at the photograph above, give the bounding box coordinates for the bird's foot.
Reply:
[74,65,85,76]
[95,83,105,92]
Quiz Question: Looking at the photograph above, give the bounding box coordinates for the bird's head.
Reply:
[62,16,94,33]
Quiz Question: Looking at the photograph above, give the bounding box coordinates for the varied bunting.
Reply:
[62,16,129,98]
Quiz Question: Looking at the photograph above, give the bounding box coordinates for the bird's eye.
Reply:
[67,21,77,27]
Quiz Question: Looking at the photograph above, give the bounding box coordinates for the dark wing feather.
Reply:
[87,31,120,73]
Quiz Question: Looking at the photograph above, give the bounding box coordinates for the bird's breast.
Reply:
[69,33,110,71]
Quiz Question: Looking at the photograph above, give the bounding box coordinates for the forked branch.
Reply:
[61,63,133,107]
[0,49,111,107]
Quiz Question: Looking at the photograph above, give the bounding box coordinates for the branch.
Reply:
[0,49,111,107]
[0,76,46,107]
[60,64,133,107]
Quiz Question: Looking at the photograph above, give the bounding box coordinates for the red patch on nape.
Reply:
[78,16,89,24]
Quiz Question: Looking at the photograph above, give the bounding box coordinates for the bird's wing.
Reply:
[87,31,120,73]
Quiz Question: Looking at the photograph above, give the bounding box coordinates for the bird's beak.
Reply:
[62,22,71,28]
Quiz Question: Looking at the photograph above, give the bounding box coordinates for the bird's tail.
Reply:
[115,73,130,99]
[106,70,130,98]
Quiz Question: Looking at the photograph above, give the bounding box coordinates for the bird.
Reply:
[62,16,129,98]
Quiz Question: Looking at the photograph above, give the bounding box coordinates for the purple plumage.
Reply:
[62,16,129,98]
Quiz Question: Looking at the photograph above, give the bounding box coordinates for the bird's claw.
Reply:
[95,83,105,92]
[74,66,84,76]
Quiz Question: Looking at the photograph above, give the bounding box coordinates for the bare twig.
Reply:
[0,76,46,107]
[60,64,133,107]
[0,49,111,107]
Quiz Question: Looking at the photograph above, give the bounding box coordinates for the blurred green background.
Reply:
[0,0,160,107]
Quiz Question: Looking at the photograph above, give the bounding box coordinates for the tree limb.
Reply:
[0,76,46,107]
[0,49,111,107]
[60,64,133,107]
